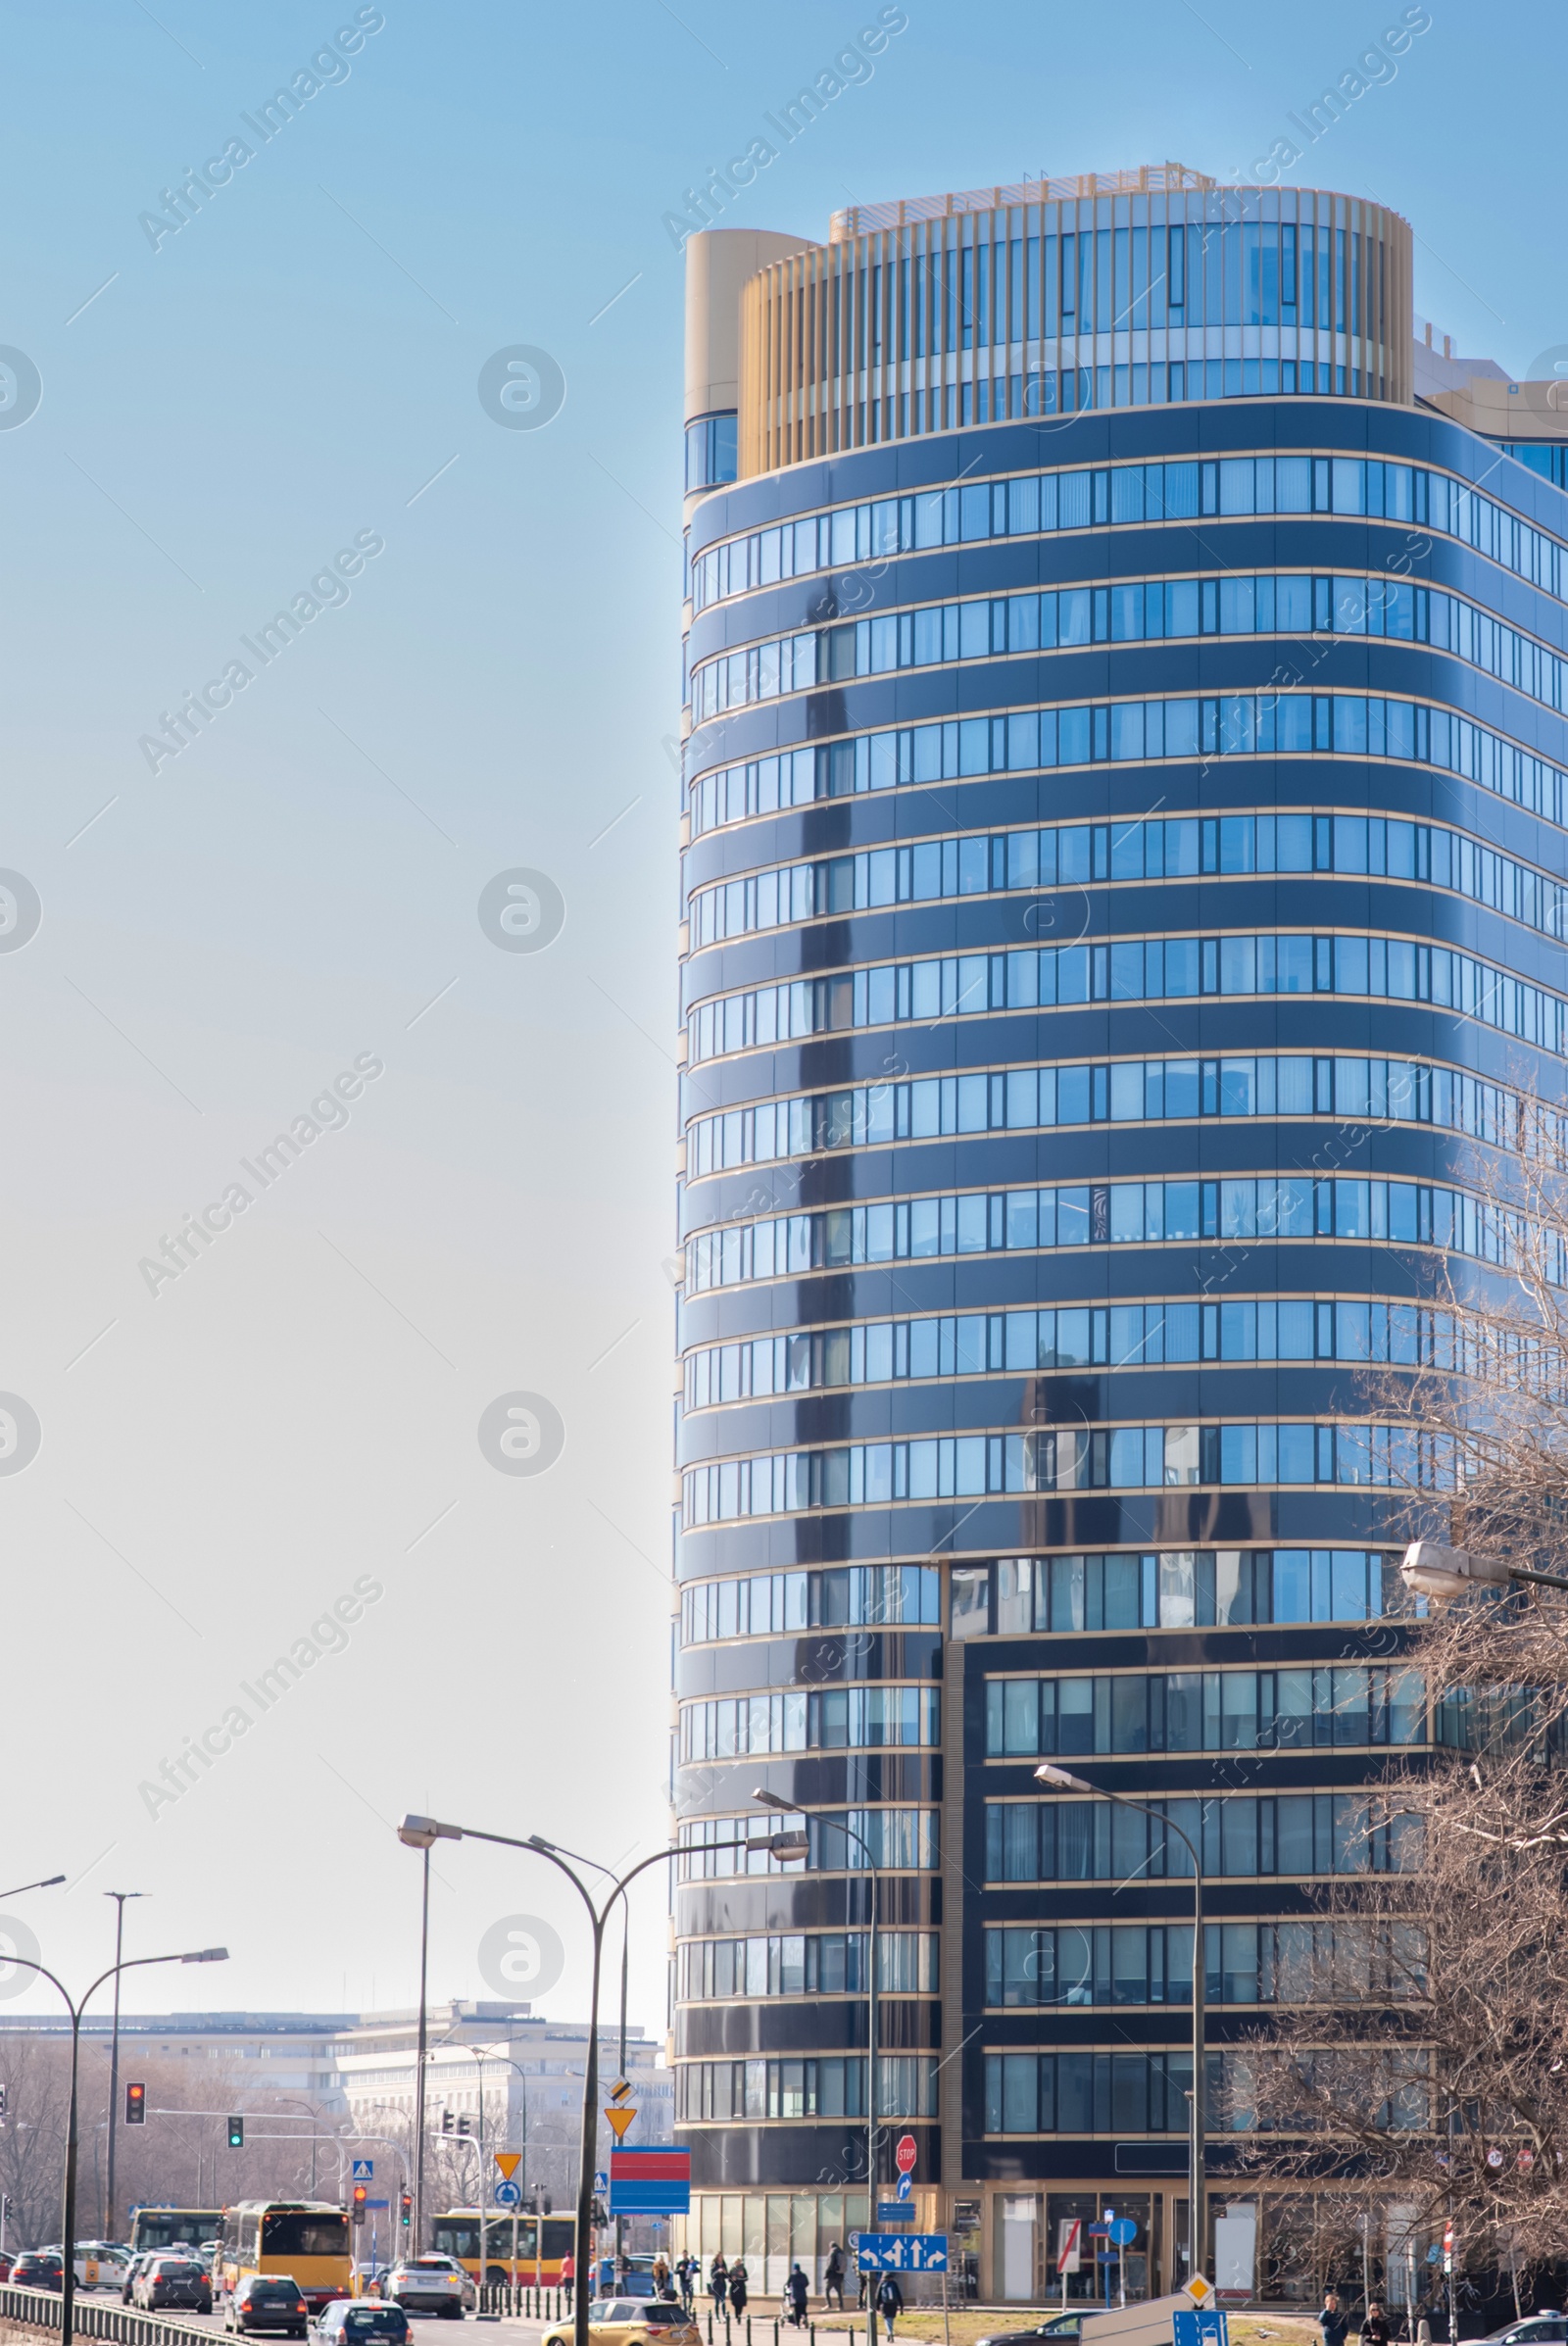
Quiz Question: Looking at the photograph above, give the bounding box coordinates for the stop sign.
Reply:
[896,2134,917,2175]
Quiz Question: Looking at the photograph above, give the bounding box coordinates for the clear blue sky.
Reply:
[0,0,1558,2038]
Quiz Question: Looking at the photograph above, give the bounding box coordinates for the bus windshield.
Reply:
[262,2214,351,2258]
[130,2213,223,2255]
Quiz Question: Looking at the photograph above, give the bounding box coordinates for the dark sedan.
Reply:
[11,2254,64,2292]
[228,2275,311,2338]
[137,2257,213,2313]
[976,2318,1099,2346]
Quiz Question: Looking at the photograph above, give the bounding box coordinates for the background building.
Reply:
[673,165,1568,2300]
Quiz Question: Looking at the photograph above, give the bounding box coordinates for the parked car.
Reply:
[542,2303,702,2346]
[313,2304,411,2345]
[1475,2321,1568,2346]
[226,2274,311,2338]
[136,2255,214,2314]
[381,2257,473,2318]
[0,2253,14,2282]
[11,2252,64,2291]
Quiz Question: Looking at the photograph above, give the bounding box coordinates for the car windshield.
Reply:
[643,2314,689,2327]
[343,2314,406,2334]
[160,2264,205,2278]
[251,2282,303,2299]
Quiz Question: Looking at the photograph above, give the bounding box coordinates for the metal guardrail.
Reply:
[0,2283,216,2346]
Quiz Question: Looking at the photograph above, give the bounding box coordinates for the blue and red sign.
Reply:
[609,2146,691,2216]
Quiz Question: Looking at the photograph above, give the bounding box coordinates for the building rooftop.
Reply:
[830,162,1217,239]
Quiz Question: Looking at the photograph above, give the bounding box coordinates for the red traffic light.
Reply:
[351,2185,368,2224]
[125,2082,146,2126]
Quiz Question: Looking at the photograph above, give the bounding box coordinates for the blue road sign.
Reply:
[896,2175,912,2202]
[366,2200,389,2211]
[352,2161,374,2181]
[1108,2219,1137,2246]
[493,2181,521,2209]
[856,2235,948,2273]
[1174,2311,1229,2346]
[876,2206,913,2224]
[594,2174,609,2194]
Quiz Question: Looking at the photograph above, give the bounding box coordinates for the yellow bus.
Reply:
[430,2209,576,2287]
[219,2200,354,2325]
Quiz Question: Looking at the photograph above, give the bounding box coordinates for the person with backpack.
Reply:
[876,2273,904,2339]
[823,2246,846,2311]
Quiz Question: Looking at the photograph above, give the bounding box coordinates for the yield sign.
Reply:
[494,2152,521,2180]
[605,2105,637,2141]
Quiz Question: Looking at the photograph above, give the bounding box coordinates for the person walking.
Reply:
[560,2251,575,2315]
[823,2246,846,2312]
[1321,2291,1349,2346]
[676,2257,696,2313]
[876,2274,904,2340]
[1362,2302,1393,2346]
[710,2256,729,2318]
[728,2262,749,2319]
[786,2266,808,2328]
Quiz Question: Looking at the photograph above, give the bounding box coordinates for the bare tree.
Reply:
[1229,1080,1568,2298]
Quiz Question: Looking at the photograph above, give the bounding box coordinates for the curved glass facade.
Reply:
[676,200,1568,2300]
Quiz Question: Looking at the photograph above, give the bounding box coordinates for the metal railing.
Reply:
[476,2284,567,2320]
[0,2284,216,2346]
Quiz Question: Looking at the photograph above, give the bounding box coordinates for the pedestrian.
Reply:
[653,2257,672,2301]
[824,2246,846,2311]
[729,2261,749,2318]
[710,2255,728,2317]
[1321,2291,1349,2346]
[1362,2302,1393,2346]
[876,2273,904,2339]
[560,2250,575,2315]
[786,2265,808,2328]
[677,2257,696,2312]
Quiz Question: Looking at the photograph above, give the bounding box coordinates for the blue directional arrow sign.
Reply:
[856,2234,948,2273]
[493,2181,521,2209]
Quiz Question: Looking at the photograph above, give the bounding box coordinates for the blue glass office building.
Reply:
[672,168,1568,2301]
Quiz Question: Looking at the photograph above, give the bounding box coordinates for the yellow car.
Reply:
[544,2301,701,2346]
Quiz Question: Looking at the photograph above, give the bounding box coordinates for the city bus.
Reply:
[128,2209,224,2257]
[429,2210,577,2287]
[219,2201,354,2320]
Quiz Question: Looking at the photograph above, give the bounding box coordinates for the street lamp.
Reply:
[1037,1763,1208,2288]
[396,1813,803,2346]
[753,1790,883,2346]
[4,1943,227,2346]
[1399,1540,1568,1604]
[102,1890,144,2240]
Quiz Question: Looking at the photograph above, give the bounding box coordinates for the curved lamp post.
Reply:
[397,1814,805,2346]
[5,1944,227,2346]
[1037,1763,1207,2287]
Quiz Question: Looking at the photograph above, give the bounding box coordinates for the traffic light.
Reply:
[439,2111,473,2139]
[226,2115,244,2149]
[0,2082,8,2124]
[352,2186,368,2227]
[400,2194,412,2230]
[124,2083,146,2126]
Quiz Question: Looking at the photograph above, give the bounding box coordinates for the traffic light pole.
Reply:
[102,1891,142,2241]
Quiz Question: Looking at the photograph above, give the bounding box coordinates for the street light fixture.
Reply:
[1399,1540,1568,1605]
[4,1943,227,2346]
[1037,1762,1208,2288]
